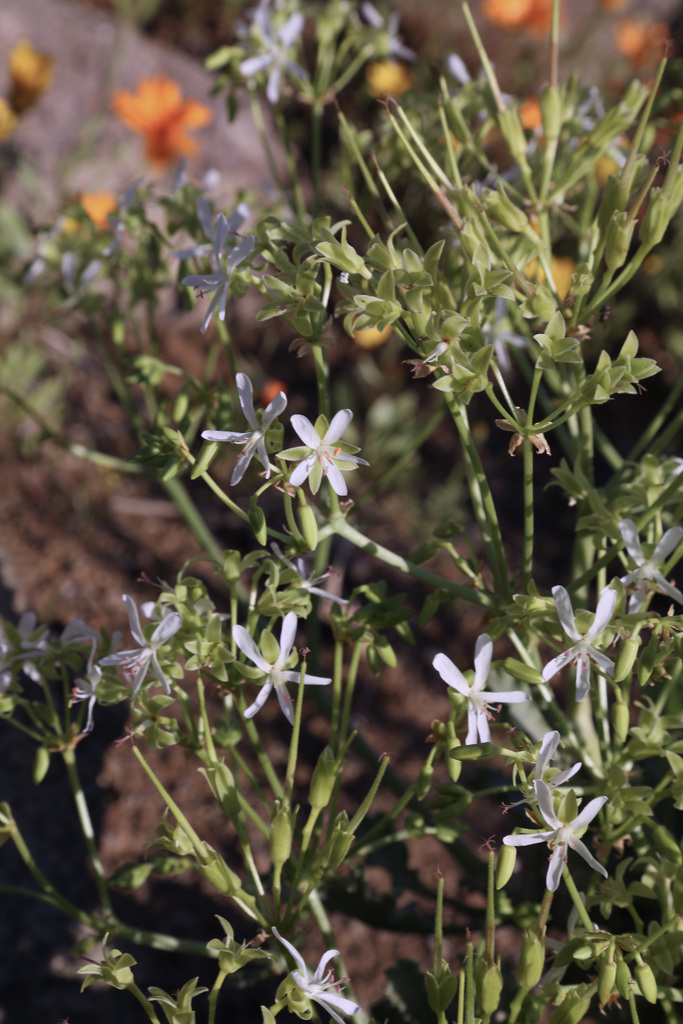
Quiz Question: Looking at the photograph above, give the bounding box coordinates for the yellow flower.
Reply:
[353,324,394,349]
[614,19,670,68]
[0,98,19,141]
[9,39,54,113]
[525,255,576,301]
[365,59,413,98]
[481,0,556,34]
[80,192,118,230]
[112,74,213,168]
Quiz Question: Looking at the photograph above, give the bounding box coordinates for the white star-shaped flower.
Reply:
[271,543,348,606]
[618,519,683,612]
[232,612,330,724]
[272,928,360,1024]
[533,730,581,789]
[175,201,249,264]
[542,586,616,701]
[239,1,308,104]
[99,595,182,697]
[280,410,369,497]
[201,373,287,484]
[432,633,529,745]
[71,640,102,734]
[182,214,255,334]
[503,779,608,892]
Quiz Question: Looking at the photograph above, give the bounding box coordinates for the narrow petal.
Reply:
[123,595,146,646]
[570,794,608,832]
[213,213,229,263]
[575,655,591,701]
[325,462,348,496]
[151,612,183,646]
[552,586,581,641]
[201,430,253,443]
[466,706,480,745]
[314,993,360,1019]
[262,390,288,428]
[236,373,257,429]
[652,573,683,604]
[201,289,223,334]
[313,949,339,981]
[266,66,282,105]
[150,653,172,695]
[244,680,273,719]
[551,762,582,787]
[542,647,577,682]
[534,780,561,828]
[280,11,305,46]
[275,683,295,724]
[290,414,320,448]
[272,929,307,976]
[534,731,560,779]
[226,234,255,274]
[503,830,554,847]
[653,526,683,563]
[324,409,353,444]
[232,625,270,672]
[586,588,617,641]
[240,54,273,76]
[484,690,529,703]
[282,671,332,685]
[587,647,615,678]
[475,707,491,744]
[230,450,254,485]
[569,834,608,878]
[289,454,316,488]
[546,845,565,892]
[278,612,298,664]
[432,653,470,697]
[473,633,492,691]
[619,519,644,563]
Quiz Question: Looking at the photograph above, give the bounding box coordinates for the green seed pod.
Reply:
[549,990,592,1024]
[540,83,563,140]
[639,188,670,250]
[597,174,630,235]
[503,657,544,686]
[614,635,641,682]
[112,315,126,346]
[604,210,636,273]
[296,499,319,553]
[616,957,632,1000]
[309,746,337,810]
[516,928,546,988]
[611,699,630,745]
[444,97,472,144]
[269,801,294,870]
[637,634,658,687]
[416,762,434,800]
[446,722,462,783]
[248,497,268,546]
[598,945,617,1006]
[496,842,517,890]
[191,440,220,479]
[478,961,503,1015]
[651,823,682,865]
[483,187,530,234]
[498,107,527,161]
[634,958,657,1003]
[223,549,242,583]
[172,390,189,423]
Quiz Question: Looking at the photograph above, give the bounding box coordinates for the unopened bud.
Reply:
[270,801,294,870]
[496,842,517,890]
[309,746,337,809]
[614,635,641,682]
[557,789,578,824]
[540,84,563,141]
[604,210,636,273]
[616,957,632,1000]
[597,174,630,235]
[446,722,462,783]
[516,928,545,988]
[444,98,472,144]
[260,628,280,665]
[634,957,657,1003]
[503,657,543,686]
[637,634,658,687]
[549,989,592,1024]
[296,499,319,553]
[416,762,434,800]
[249,497,268,546]
[611,699,630,744]
[478,960,503,1015]
[639,188,670,249]
[498,108,527,161]
[651,823,682,864]
[191,440,220,479]
[483,187,530,234]
[598,944,617,1006]
[322,812,354,868]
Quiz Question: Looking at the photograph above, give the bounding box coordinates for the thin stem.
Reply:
[208,969,229,1024]
[61,747,113,916]
[562,866,595,931]
[284,661,307,804]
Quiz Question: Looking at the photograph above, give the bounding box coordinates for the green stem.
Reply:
[562,866,594,931]
[61,746,113,916]
[162,476,224,564]
[284,661,308,804]
[208,968,229,1024]
[128,982,161,1023]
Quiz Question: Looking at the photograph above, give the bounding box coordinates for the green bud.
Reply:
[478,960,503,1015]
[249,497,268,546]
[33,746,50,785]
[496,842,517,890]
[614,635,641,682]
[651,823,682,864]
[322,812,355,868]
[616,957,632,1000]
[191,440,220,479]
[483,187,530,234]
[416,762,434,800]
[199,762,240,821]
[112,316,126,346]
[270,801,294,869]
[425,969,458,1014]
[639,188,670,249]
[172,390,189,423]
[611,699,630,745]
[540,83,563,140]
[634,957,658,1003]
[503,657,544,686]
[598,944,617,1006]
[637,634,659,687]
[223,550,242,583]
[446,722,462,783]
[296,499,319,553]
[604,210,636,273]
[444,97,472,144]
[549,990,592,1024]
[516,928,545,988]
[557,789,578,824]
[309,746,337,809]
[597,174,630,235]
[498,107,527,161]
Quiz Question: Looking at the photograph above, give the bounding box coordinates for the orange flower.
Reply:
[112,73,213,168]
[525,255,576,301]
[9,39,54,113]
[481,0,555,34]
[81,192,118,230]
[614,19,670,68]
[365,59,413,98]
[519,97,542,131]
[259,379,288,405]
[0,98,19,141]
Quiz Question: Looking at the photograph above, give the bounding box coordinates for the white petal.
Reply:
[552,586,581,641]
[619,519,643,563]
[244,681,273,719]
[653,526,683,563]
[569,834,608,878]
[551,762,582,787]
[266,66,282,104]
[272,929,307,976]
[575,655,591,701]
[652,573,683,604]
[534,731,561,779]
[230,449,254,485]
[325,462,348,496]
[324,409,353,444]
[290,414,320,448]
[313,949,339,982]
[213,213,229,262]
[466,706,480,745]
[262,390,288,427]
[534,780,561,829]
[475,707,491,744]
[570,794,608,831]
[240,54,273,76]
[232,625,270,672]
[503,831,554,848]
[201,430,254,444]
[587,647,615,678]
[280,10,304,47]
[313,993,360,1020]
[123,595,146,646]
[289,454,316,488]
[473,633,492,691]
[150,653,172,695]
[586,587,617,641]
[546,845,565,892]
[542,647,577,682]
[275,683,295,724]
[236,373,257,429]
[278,612,298,664]
[432,653,470,697]
[227,234,255,274]
[151,612,182,646]
[482,689,528,703]
[282,671,332,686]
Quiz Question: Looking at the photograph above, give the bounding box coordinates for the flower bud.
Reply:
[322,812,355,868]
[503,657,544,686]
[549,989,592,1024]
[614,635,641,682]
[249,497,268,546]
[598,944,617,1006]
[270,801,294,870]
[637,634,658,687]
[444,97,471,144]
[597,174,630,235]
[478,960,503,1015]
[296,498,319,553]
[516,928,545,988]
[191,440,220,479]
[483,187,530,234]
[540,84,563,141]
[260,628,280,665]
[496,842,517,890]
[604,211,635,273]
[557,789,578,824]
[172,390,189,423]
[416,762,434,800]
[309,746,337,810]
[498,107,527,161]
[616,957,632,1000]
[611,699,630,745]
[639,188,670,249]
[446,722,462,783]
[634,957,657,1003]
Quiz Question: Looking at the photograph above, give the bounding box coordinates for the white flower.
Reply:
[71,640,102,734]
[280,410,369,497]
[271,543,348,606]
[618,519,683,612]
[361,2,416,62]
[232,612,330,724]
[432,634,529,745]
[99,595,182,697]
[503,779,608,892]
[533,730,581,789]
[175,202,249,264]
[201,373,287,485]
[240,1,308,104]
[0,612,48,689]
[272,927,360,1024]
[182,216,255,334]
[542,586,616,701]
[446,53,471,86]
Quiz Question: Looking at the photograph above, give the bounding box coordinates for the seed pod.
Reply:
[296,499,319,553]
[637,633,658,687]
[172,390,189,423]
[309,746,337,810]
[614,635,641,682]
[483,187,530,234]
[416,762,434,800]
[191,440,220,479]
[249,497,268,546]
[634,958,657,1003]
[598,944,617,1006]
[444,97,472,144]
[498,107,527,161]
[616,957,632,1000]
[604,210,636,273]
[611,699,630,745]
[270,801,294,870]
[446,722,462,783]
[639,188,670,250]
[597,174,630,235]
[478,961,503,1015]
[540,83,563,140]
[516,928,545,988]
[503,657,544,686]
[496,842,517,890]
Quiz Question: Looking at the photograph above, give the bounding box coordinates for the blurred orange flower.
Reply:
[525,255,576,301]
[9,39,54,113]
[0,98,19,141]
[81,192,118,230]
[353,324,394,349]
[614,19,670,68]
[519,97,542,131]
[365,59,413,98]
[481,0,555,34]
[112,73,213,168]
[259,379,288,405]
[601,0,627,11]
